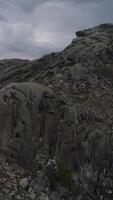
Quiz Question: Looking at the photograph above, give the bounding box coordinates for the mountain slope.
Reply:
[0,24,113,199]
[1,24,113,167]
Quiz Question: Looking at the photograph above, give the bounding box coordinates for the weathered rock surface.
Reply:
[0,24,113,199]
[0,82,77,168]
[0,24,113,171]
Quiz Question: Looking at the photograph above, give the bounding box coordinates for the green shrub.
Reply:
[56,160,73,187]
[46,160,74,188]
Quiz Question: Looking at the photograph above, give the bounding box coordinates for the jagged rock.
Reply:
[0,24,113,171]
[0,82,61,163]
[16,195,23,200]
[0,82,78,168]
[39,193,48,200]
[0,24,113,172]
[19,177,30,189]
[0,24,113,199]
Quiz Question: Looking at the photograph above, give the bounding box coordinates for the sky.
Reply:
[0,0,112,59]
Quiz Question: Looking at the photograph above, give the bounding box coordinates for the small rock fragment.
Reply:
[19,177,29,189]
[39,192,49,200]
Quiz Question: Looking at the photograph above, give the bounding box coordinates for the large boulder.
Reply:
[0,82,77,167]
[0,82,112,172]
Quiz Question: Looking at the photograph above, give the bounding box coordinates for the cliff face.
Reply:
[0,82,77,169]
[0,24,113,199]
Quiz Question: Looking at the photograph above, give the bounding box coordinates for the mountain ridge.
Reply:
[0,23,113,199]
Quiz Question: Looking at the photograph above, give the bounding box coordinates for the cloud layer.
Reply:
[0,0,112,59]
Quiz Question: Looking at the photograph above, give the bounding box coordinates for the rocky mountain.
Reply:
[0,24,113,199]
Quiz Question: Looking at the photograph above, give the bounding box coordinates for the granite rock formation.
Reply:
[0,82,77,169]
[0,24,113,199]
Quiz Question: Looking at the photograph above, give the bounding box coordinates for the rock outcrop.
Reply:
[0,24,113,199]
[0,24,113,170]
[0,82,77,168]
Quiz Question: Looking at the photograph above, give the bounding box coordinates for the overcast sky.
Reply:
[0,0,112,59]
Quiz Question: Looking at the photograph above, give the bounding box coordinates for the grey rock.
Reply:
[19,177,29,189]
[29,193,36,200]
[0,24,113,172]
[0,24,113,200]
[39,193,48,200]
[0,82,77,168]
[16,195,23,200]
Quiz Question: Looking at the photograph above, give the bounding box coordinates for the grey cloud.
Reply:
[0,23,58,59]
[0,15,7,22]
[0,0,53,12]
[0,0,112,59]
[12,0,41,12]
